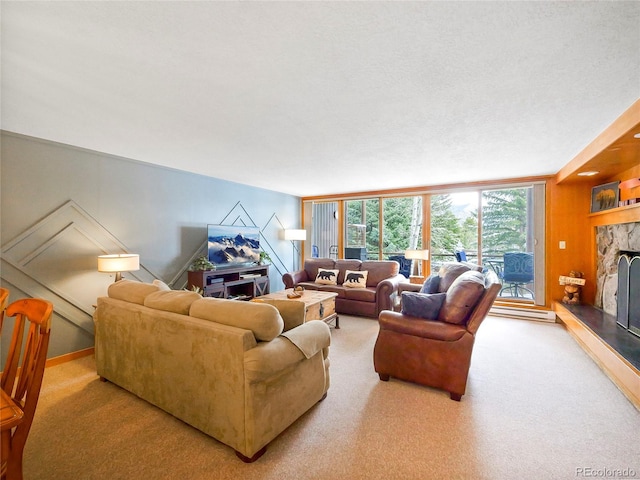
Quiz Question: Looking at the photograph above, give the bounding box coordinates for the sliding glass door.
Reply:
[482,187,535,300]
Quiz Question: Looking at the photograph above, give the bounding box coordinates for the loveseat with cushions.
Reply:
[282,258,404,318]
[94,279,330,462]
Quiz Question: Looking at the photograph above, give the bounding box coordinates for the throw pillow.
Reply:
[144,290,202,315]
[152,279,172,291]
[315,268,339,285]
[401,292,447,320]
[342,270,368,288]
[420,274,441,294]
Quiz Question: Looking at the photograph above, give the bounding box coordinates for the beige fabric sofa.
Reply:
[94,280,330,462]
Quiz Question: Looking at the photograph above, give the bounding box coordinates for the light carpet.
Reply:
[24,315,640,479]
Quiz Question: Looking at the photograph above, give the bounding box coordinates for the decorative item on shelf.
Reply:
[559,271,585,305]
[258,251,271,265]
[97,254,140,282]
[590,181,620,213]
[189,255,215,272]
[618,177,640,207]
[287,286,305,299]
[186,285,203,295]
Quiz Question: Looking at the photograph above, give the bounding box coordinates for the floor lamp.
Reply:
[284,229,307,270]
[98,254,140,282]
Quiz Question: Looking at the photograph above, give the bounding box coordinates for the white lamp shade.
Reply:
[98,254,140,273]
[284,229,307,241]
[404,249,429,260]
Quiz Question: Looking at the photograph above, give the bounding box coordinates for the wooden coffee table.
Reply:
[260,289,339,328]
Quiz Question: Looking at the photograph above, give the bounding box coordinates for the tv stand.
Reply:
[187,264,270,300]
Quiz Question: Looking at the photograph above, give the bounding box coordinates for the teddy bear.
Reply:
[562,270,584,305]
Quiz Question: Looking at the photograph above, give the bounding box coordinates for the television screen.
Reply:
[207,224,261,266]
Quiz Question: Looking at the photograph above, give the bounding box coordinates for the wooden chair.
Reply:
[1,298,53,480]
[0,288,9,332]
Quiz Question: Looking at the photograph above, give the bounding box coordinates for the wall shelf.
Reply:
[588,202,640,227]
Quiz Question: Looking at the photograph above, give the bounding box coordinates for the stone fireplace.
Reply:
[595,222,640,320]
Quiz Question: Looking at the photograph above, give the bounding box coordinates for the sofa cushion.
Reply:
[343,286,376,302]
[189,298,284,341]
[303,258,337,283]
[437,262,480,292]
[438,271,486,324]
[420,274,441,294]
[361,260,399,287]
[315,268,339,285]
[401,292,447,320]
[437,263,470,292]
[298,282,348,298]
[108,280,160,305]
[335,259,363,284]
[251,298,306,331]
[317,284,348,298]
[343,270,367,288]
[144,290,202,315]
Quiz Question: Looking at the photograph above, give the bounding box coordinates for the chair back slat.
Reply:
[1,318,26,396]
[0,287,9,332]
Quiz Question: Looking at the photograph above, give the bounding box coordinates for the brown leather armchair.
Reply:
[373,267,500,401]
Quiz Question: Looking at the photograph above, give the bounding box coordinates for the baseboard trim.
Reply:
[45,347,94,368]
[490,306,557,322]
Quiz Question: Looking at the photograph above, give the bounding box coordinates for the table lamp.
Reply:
[404,249,430,282]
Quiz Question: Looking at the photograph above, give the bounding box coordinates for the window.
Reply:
[304,182,545,306]
[345,199,379,259]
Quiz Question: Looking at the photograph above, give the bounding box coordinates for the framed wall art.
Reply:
[590,181,620,213]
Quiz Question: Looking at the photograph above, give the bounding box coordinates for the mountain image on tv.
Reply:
[207,225,261,265]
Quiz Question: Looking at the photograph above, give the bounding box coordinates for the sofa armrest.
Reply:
[243,321,330,383]
[375,274,406,314]
[282,270,310,289]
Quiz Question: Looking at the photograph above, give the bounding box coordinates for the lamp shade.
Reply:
[404,249,429,260]
[284,229,307,241]
[98,254,140,273]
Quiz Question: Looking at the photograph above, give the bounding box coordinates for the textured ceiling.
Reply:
[2,1,639,197]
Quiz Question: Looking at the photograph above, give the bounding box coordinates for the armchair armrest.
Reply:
[398,282,422,294]
[378,310,467,342]
[282,270,310,289]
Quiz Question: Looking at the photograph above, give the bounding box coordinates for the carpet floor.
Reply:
[24,315,640,479]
